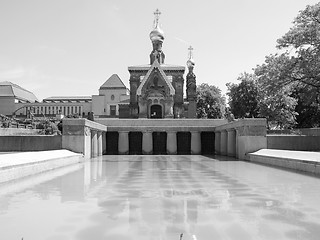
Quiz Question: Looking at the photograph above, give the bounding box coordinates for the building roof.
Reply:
[100,74,126,89]
[43,96,92,102]
[0,81,38,102]
[120,98,130,103]
[128,64,185,72]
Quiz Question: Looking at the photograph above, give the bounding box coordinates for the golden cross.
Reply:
[188,46,194,59]
[154,9,161,25]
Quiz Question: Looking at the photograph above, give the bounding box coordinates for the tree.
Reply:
[226,73,260,119]
[253,3,320,128]
[196,83,226,119]
[276,3,320,93]
[254,54,298,129]
[291,87,320,127]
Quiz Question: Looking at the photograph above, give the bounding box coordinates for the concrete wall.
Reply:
[267,135,320,151]
[97,118,228,132]
[0,96,15,115]
[268,128,320,136]
[0,128,39,136]
[0,135,62,152]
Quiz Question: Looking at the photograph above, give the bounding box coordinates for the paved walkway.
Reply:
[248,149,320,175]
[0,150,82,169]
[251,149,320,163]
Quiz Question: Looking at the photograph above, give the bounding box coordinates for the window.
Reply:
[110,105,116,116]
[111,94,115,101]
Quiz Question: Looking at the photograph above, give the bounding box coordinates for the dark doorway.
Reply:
[177,132,191,154]
[129,132,142,154]
[106,131,119,155]
[201,132,215,155]
[153,132,167,154]
[150,105,162,119]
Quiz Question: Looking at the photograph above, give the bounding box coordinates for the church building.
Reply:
[127,9,197,119]
[0,10,197,120]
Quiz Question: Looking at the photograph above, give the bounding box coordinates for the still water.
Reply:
[1,155,320,240]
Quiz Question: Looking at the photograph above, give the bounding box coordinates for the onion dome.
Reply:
[187,57,195,69]
[150,25,164,42]
[150,9,164,42]
[187,46,195,69]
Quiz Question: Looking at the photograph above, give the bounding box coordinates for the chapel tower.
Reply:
[186,46,197,118]
[128,10,188,119]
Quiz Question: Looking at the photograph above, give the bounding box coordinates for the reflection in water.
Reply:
[1,155,320,240]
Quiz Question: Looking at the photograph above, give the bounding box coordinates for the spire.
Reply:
[186,46,196,102]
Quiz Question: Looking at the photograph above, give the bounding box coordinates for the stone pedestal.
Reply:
[167,131,177,154]
[91,130,98,158]
[191,131,201,154]
[237,125,267,160]
[227,129,236,157]
[220,130,227,156]
[215,131,221,155]
[62,119,107,158]
[118,131,129,155]
[214,118,267,160]
[142,131,153,154]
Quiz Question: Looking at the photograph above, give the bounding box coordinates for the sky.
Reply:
[0,0,319,101]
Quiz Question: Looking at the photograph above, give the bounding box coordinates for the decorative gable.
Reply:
[136,59,175,96]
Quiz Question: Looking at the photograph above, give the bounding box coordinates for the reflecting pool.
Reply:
[1,155,320,240]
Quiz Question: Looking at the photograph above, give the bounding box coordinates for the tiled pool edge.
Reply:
[0,150,84,183]
[248,149,320,175]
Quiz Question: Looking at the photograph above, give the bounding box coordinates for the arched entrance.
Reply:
[150,104,162,119]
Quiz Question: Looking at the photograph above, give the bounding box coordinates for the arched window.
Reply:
[111,94,115,101]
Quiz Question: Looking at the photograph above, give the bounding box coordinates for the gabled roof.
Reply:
[0,81,38,102]
[136,59,175,96]
[100,74,126,89]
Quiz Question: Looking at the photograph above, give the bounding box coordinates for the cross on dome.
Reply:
[154,9,161,27]
[188,46,194,60]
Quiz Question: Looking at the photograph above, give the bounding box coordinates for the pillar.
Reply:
[227,129,236,157]
[102,132,107,155]
[235,128,239,159]
[91,130,98,158]
[142,131,153,154]
[167,131,177,154]
[215,131,221,155]
[220,130,227,156]
[97,131,103,156]
[191,131,201,154]
[118,131,129,155]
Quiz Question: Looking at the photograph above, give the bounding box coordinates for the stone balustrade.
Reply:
[214,118,267,160]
